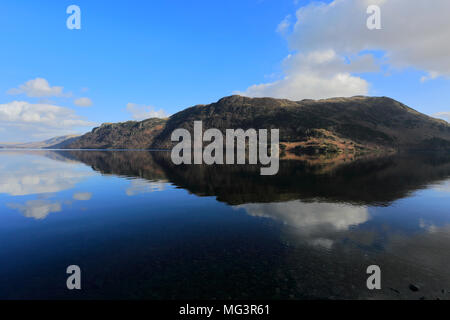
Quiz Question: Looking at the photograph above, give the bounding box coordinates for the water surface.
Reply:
[0,150,449,299]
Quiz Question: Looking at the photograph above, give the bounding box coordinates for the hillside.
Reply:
[0,135,80,149]
[61,95,450,154]
[62,118,167,149]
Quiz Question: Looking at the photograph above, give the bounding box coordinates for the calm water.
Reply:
[0,150,449,300]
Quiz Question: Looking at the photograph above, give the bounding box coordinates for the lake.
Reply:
[0,150,449,299]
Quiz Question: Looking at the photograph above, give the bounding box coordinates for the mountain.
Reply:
[56,118,166,149]
[43,135,81,149]
[61,95,450,155]
[0,135,80,149]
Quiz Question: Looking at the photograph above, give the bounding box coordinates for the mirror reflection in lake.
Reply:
[0,150,449,299]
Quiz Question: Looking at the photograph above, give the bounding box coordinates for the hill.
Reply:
[62,118,167,149]
[61,95,450,154]
[0,135,80,149]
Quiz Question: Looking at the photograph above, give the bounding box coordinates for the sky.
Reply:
[0,0,449,142]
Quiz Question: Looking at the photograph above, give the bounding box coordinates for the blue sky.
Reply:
[0,0,449,142]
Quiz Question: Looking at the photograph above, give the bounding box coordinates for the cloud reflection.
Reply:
[0,154,93,196]
[237,200,370,248]
[125,179,168,196]
[8,200,62,220]
[432,180,450,193]
[73,192,92,201]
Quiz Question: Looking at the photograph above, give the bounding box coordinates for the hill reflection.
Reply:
[54,150,450,206]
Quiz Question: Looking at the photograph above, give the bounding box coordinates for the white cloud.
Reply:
[7,78,69,97]
[276,14,291,35]
[74,97,93,107]
[240,71,368,101]
[238,50,372,100]
[0,101,94,141]
[8,200,62,220]
[288,0,450,77]
[433,112,450,122]
[240,0,450,100]
[73,192,92,201]
[126,103,168,120]
[420,72,439,83]
[0,101,89,127]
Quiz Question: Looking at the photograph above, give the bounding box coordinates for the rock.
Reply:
[409,284,420,292]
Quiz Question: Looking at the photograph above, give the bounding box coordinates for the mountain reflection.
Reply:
[54,150,450,206]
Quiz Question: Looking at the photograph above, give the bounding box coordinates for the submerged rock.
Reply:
[409,284,420,292]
